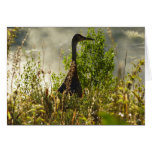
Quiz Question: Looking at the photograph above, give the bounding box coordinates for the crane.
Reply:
[58,34,94,97]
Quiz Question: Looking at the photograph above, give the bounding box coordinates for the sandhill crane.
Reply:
[58,34,94,97]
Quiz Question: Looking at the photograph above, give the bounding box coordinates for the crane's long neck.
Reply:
[72,40,77,63]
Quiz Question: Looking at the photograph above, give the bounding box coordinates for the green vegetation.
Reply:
[64,28,115,91]
[7,28,145,125]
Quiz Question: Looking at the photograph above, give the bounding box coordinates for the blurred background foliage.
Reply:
[7,27,145,125]
[7,27,20,56]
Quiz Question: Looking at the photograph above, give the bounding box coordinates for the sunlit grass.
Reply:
[7,55,145,125]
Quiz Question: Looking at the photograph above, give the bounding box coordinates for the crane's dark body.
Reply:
[58,34,94,97]
[58,60,82,97]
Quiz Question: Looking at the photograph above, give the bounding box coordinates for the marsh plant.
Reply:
[7,28,145,125]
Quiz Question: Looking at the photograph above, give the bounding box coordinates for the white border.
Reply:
[0,0,152,152]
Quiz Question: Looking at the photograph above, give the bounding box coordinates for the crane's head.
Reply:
[72,34,94,43]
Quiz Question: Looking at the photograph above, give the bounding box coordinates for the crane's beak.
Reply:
[83,36,94,41]
[82,36,94,41]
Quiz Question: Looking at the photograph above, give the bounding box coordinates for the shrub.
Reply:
[63,28,115,90]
